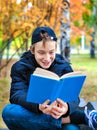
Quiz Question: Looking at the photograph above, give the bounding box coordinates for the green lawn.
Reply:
[71,54,97,102]
[0,54,97,128]
[0,78,10,128]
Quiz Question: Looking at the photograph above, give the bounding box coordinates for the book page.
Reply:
[34,68,86,81]
[60,71,85,79]
[33,68,60,80]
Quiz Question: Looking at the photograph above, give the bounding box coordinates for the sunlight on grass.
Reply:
[71,54,97,102]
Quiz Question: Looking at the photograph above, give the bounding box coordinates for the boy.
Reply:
[2,26,97,130]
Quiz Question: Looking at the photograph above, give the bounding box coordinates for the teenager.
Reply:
[2,26,97,130]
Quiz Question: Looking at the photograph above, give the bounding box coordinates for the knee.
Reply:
[63,124,80,130]
[2,104,22,120]
[2,104,36,121]
[2,104,12,125]
[2,104,13,120]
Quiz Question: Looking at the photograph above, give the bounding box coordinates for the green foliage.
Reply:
[76,37,81,45]
[81,0,97,35]
[0,31,3,48]
[74,21,80,27]
[0,39,2,48]
[82,12,93,28]
[89,0,97,6]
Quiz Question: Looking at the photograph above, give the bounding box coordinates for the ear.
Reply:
[30,45,34,54]
[55,42,57,51]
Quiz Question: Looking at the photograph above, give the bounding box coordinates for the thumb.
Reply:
[43,99,50,105]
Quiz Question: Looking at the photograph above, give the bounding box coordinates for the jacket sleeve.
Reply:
[62,97,80,117]
[10,63,41,113]
[68,97,80,114]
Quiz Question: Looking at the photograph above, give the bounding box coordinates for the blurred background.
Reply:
[0,0,97,128]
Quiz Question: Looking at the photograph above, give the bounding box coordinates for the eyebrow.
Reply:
[37,49,55,52]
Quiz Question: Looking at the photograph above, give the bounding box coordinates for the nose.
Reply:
[44,54,50,61]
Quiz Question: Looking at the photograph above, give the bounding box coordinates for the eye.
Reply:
[38,51,44,55]
[49,51,54,55]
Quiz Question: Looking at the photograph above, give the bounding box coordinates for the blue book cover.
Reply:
[27,68,86,104]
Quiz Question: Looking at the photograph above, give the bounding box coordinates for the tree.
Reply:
[0,0,63,73]
[82,0,97,58]
[1,0,95,74]
[0,0,32,71]
[60,0,70,62]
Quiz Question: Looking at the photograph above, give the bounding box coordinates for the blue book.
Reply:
[27,68,86,104]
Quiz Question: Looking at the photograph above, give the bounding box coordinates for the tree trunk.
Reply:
[90,5,96,58]
[60,0,70,62]
[90,32,95,58]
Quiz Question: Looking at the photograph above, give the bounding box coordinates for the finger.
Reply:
[52,105,62,114]
[40,100,50,110]
[43,99,50,105]
[51,112,61,119]
[43,106,52,114]
[56,98,67,106]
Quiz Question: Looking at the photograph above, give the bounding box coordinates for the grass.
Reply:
[71,54,97,102]
[0,78,10,128]
[0,54,97,128]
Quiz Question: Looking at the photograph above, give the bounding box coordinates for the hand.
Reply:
[39,99,60,115]
[39,98,68,119]
[51,98,68,119]
[39,99,52,114]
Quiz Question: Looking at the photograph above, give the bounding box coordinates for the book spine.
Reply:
[50,80,63,103]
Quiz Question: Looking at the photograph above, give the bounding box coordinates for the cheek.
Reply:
[50,54,55,62]
[35,55,40,61]
[34,53,43,64]
[52,53,56,59]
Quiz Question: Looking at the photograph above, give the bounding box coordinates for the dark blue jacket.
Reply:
[10,51,79,115]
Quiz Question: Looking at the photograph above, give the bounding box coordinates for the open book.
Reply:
[27,67,86,104]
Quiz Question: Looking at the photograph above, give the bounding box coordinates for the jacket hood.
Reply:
[19,50,40,69]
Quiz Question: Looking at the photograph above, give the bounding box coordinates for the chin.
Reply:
[41,64,51,69]
[41,66,50,69]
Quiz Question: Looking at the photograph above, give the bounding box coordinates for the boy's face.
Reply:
[31,41,57,69]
